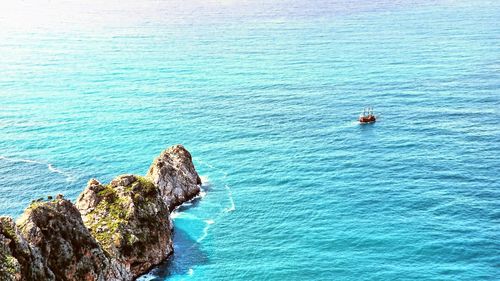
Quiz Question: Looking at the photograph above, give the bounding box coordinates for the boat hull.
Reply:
[359,116,376,124]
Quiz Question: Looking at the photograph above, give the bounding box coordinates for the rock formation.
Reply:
[76,175,172,276]
[146,145,202,211]
[16,199,131,281]
[0,145,201,281]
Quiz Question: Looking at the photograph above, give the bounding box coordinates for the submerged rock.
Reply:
[146,145,202,211]
[0,145,201,280]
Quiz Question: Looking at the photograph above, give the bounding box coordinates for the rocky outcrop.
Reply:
[0,145,201,281]
[76,175,172,276]
[146,145,201,211]
[16,199,130,281]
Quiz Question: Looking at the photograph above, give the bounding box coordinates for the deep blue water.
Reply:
[1,0,499,280]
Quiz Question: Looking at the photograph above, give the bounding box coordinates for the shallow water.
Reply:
[0,0,499,280]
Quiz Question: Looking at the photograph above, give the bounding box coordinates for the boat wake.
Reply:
[0,155,75,182]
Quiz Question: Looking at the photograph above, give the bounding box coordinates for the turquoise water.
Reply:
[1,0,499,280]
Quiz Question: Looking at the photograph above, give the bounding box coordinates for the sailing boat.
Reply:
[359,106,376,124]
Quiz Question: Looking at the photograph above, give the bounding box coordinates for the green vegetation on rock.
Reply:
[84,175,160,253]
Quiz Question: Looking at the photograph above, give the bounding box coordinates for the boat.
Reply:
[359,107,376,123]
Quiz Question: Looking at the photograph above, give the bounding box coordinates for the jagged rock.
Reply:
[76,175,173,277]
[16,199,131,281]
[75,179,104,216]
[146,145,202,211]
[109,175,135,188]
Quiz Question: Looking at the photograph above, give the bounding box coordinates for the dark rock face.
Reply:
[0,145,201,281]
[146,145,202,211]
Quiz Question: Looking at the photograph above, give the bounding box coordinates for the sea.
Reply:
[0,0,499,280]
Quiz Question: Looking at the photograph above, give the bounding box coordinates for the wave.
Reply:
[185,158,236,247]
[196,219,215,243]
[0,156,38,164]
[193,158,236,213]
[198,189,207,199]
[224,184,236,213]
[171,209,215,244]
[199,175,210,184]
[47,164,75,182]
[171,212,199,220]
[0,155,75,182]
